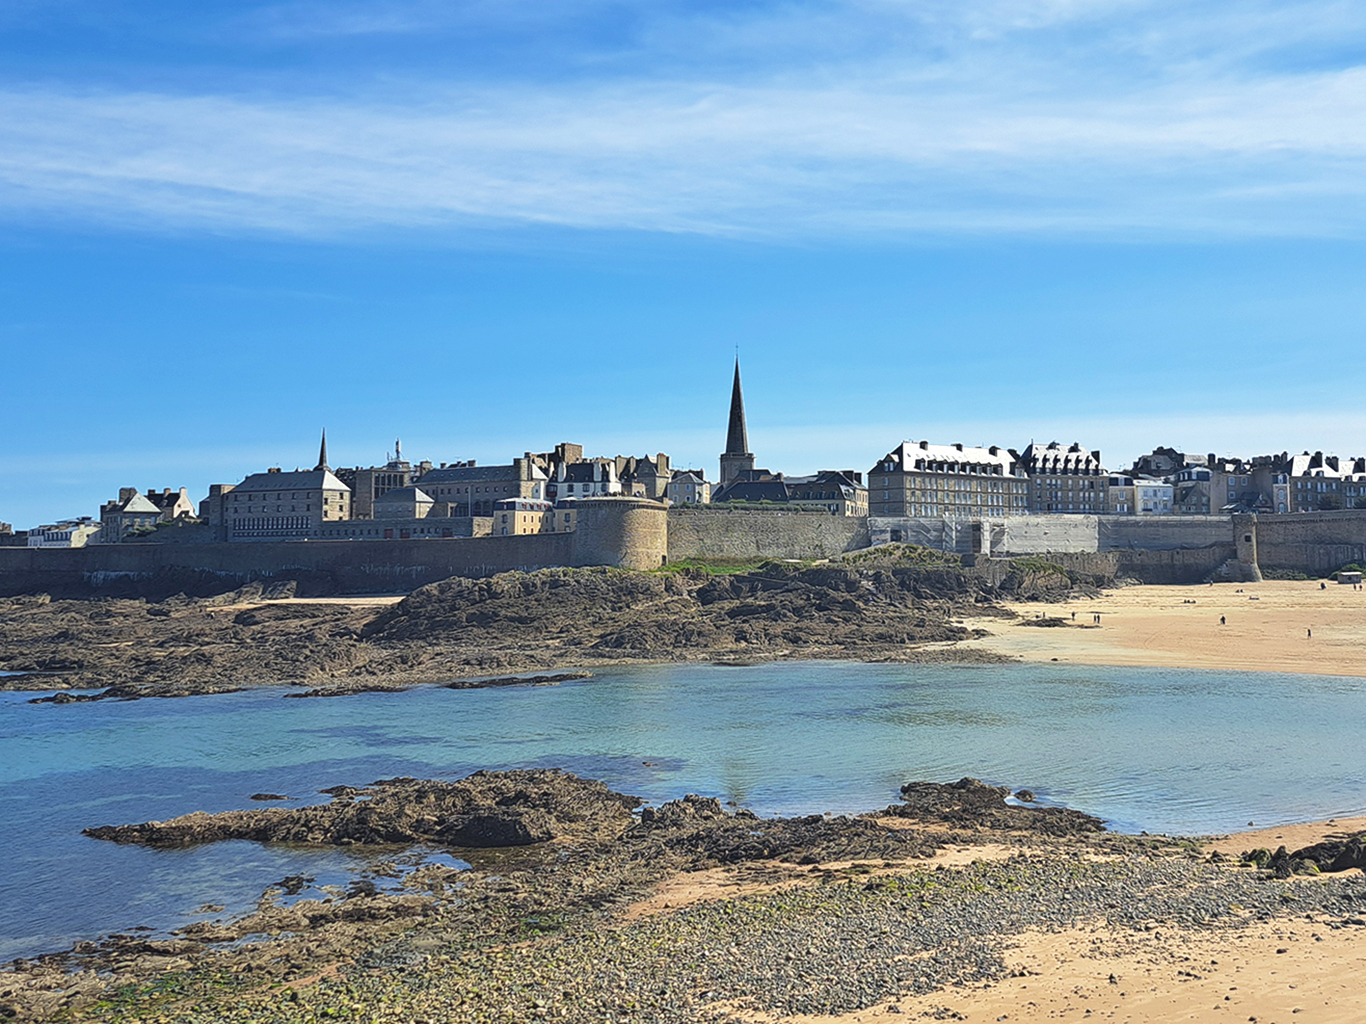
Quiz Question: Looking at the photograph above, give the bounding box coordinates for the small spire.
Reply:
[315,429,329,472]
[395,437,402,460]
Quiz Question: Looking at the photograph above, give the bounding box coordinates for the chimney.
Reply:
[268,467,281,474]
[988,446,999,456]
[919,440,929,450]
[953,443,963,451]
[119,487,137,503]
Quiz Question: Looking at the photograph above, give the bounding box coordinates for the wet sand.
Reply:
[957,579,1366,677]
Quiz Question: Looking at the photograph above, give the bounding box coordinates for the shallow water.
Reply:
[3,660,1365,960]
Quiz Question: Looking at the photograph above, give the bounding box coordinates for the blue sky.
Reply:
[2,0,1366,528]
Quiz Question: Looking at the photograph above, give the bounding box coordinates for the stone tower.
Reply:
[719,358,755,486]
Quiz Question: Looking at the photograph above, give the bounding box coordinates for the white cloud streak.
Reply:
[2,0,1365,238]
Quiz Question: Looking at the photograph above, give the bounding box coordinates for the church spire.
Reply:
[725,357,750,457]
[719,357,756,487]
[315,428,329,472]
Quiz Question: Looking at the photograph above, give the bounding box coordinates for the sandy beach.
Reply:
[957,579,1366,677]
[740,816,1366,1024]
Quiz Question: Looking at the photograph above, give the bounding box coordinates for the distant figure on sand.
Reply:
[1308,628,1313,638]
[1220,616,1226,625]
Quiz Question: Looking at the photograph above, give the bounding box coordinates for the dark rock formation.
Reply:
[888,778,1105,836]
[84,770,640,849]
[1288,832,1366,873]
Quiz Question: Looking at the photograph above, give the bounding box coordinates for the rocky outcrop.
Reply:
[3,562,1027,696]
[886,777,1106,836]
[1286,832,1366,874]
[83,770,641,849]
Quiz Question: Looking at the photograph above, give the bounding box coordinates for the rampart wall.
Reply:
[0,534,578,599]
[1254,512,1366,575]
[666,507,869,561]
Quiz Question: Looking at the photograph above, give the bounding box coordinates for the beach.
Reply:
[959,579,1366,677]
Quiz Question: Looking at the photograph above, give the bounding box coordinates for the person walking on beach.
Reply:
[1220,616,1226,625]
[1308,628,1313,638]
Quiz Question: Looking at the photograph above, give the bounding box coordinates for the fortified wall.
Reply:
[666,506,870,561]
[0,499,666,598]
[6,501,1366,599]
[1249,511,1366,576]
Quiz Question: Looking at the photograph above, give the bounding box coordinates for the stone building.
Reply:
[525,443,584,503]
[1134,478,1174,514]
[868,441,1028,519]
[1105,474,1136,515]
[220,467,352,541]
[556,460,622,500]
[1128,446,1204,478]
[374,486,435,520]
[667,469,711,505]
[205,438,352,542]
[1172,464,1214,514]
[784,470,869,516]
[1210,458,1269,514]
[335,438,433,520]
[1015,442,1105,514]
[1242,451,1366,513]
[493,497,556,536]
[144,487,196,521]
[710,469,788,505]
[719,359,755,487]
[98,489,163,542]
[616,454,671,500]
[415,458,548,516]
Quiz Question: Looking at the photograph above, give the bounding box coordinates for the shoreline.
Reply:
[6,771,1366,1023]
[956,578,1366,678]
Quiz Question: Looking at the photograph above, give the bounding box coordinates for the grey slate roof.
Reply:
[235,469,350,492]
[375,486,433,504]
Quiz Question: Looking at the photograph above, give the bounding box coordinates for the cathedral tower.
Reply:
[719,358,755,486]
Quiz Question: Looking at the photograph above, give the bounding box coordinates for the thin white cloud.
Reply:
[1,0,1365,238]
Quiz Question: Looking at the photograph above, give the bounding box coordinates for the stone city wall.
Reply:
[0,533,578,599]
[0,500,666,599]
[1254,511,1366,575]
[667,507,870,562]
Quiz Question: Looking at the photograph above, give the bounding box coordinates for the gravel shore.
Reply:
[8,773,1365,1024]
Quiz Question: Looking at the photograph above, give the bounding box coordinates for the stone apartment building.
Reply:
[415,458,548,516]
[99,490,163,542]
[1253,451,1366,512]
[556,460,622,500]
[667,469,711,505]
[1105,474,1136,514]
[1172,465,1215,514]
[99,487,196,542]
[218,467,352,541]
[868,441,1028,519]
[492,497,558,536]
[1015,442,1106,513]
[785,470,869,516]
[28,518,101,547]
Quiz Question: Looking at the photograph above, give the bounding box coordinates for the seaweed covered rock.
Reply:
[886,777,1105,836]
[84,770,640,850]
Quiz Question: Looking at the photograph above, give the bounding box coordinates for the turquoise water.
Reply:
[3,660,1365,960]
